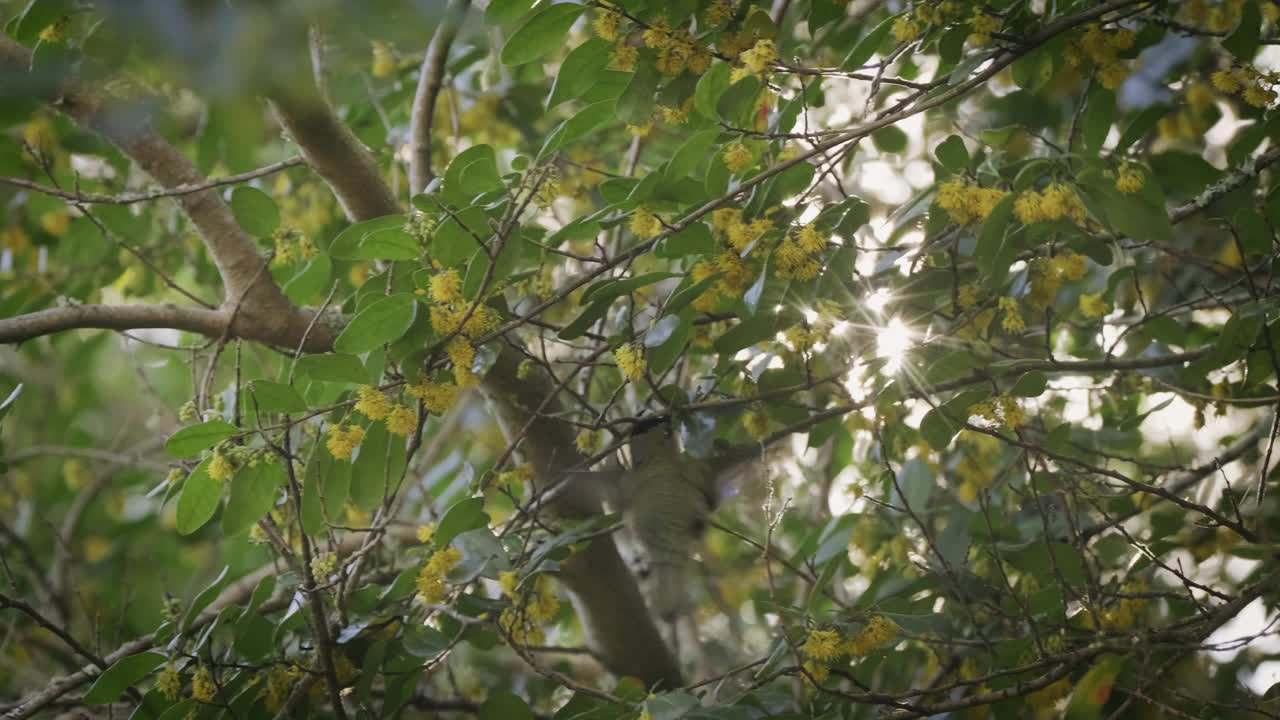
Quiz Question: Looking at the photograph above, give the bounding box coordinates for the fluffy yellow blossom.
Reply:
[575,428,603,455]
[191,665,217,703]
[22,115,57,155]
[430,268,464,304]
[958,284,979,309]
[740,39,777,77]
[998,297,1025,333]
[386,404,417,436]
[705,0,735,25]
[609,43,638,71]
[495,463,534,491]
[844,614,900,655]
[407,376,458,414]
[615,342,647,382]
[715,249,755,290]
[711,207,743,234]
[155,664,182,700]
[643,17,672,48]
[722,141,753,172]
[1243,84,1277,108]
[743,409,769,440]
[326,425,366,461]
[802,659,830,685]
[593,8,621,41]
[802,629,843,661]
[1115,164,1145,193]
[627,119,654,137]
[936,180,1008,225]
[969,11,1000,45]
[1015,183,1085,224]
[371,41,396,78]
[891,14,921,42]
[416,523,436,543]
[446,336,477,387]
[997,395,1026,429]
[1098,62,1130,89]
[38,15,69,43]
[631,207,662,238]
[354,385,393,420]
[1079,293,1110,319]
[795,225,826,254]
[208,451,234,482]
[499,574,561,646]
[1211,68,1242,93]
[499,570,520,599]
[1054,253,1089,281]
[416,546,463,604]
[659,103,690,125]
[775,238,822,280]
[727,217,772,252]
[1027,259,1062,311]
[262,665,301,713]
[1,225,30,252]
[311,552,337,578]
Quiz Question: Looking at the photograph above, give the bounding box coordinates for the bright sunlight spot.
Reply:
[876,317,912,372]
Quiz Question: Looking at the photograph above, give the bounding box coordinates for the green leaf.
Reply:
[980,126,1018,146]
[616,55,660,125]
[229,186,279,237]
[334,293,418,354]
[714,314,775,354]
[558,297,611,340]
[82,652,166,704]
[644,691,699,720]
[934,135,968,172]
[249,380,307,414]
[663,273,721,315]
[435,497,489,548]
[176,456,221,535]
[443,145,505,203]
[329,215,406,259]
[1115,104,1170,154]
[1223,0,1262,61]
[581,271,680,304]
[694,61,731,119]
[283,254,332,305]
[872,125,908,154]
[14,0,73,47]
[1065,656,1125,720]
[666,129,720,180]
[547,38,610,109]
[1234,207,1273,256]
[842,14,895,70]
[180,565,231,633]
[296,353,368,384]
[486,0,534,26]
[895,457,934,512]
[221,461,283,536]
[165,419,238,458]
[351,422,406,511]
[1007,541,1088,586]
[541,100,617,158]
[657,222,715,258]
[357,228,420,260]
[480,691,534,720]
[1081,88,1115,155]
[920,408,959,451]
[1010,370,1048,397]
[975,193,1016,283]
[501,3,586,66]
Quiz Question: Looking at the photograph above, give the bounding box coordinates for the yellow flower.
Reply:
[593,8,621,41]
[795,225,826,254]
[643,17,672,49]
[615,342,646,382]
[495,463,534,491]
[386,405,417,436]
[155,664,182,700]
[740,39,777,77]
[998,297,1025,333]
[326,425,366,461]
[40,210,70,237]
[802,659,830,686]
[430,268,464,304]
[1211,69,1241,94]
[774,239,821,280]
[416,523,436,543]
[354,385,393,420]
[407,376,458,414]
[631,208,662,238]
[208,451,234,482]
[705,0,735,25]
[744,409,769,440]
[1115,165,1145,193]
[958,284,979,309]
[1079,292,1110,319]
[1054,253,1089,281]
[969,11,1000,45]
[575,428,603,455]
[446,336,477,386]
[416,546,464,604]
[499,570,520,600]
[609,43,638,71]
[802,629,843,661]
[311,552,337,578]
[22,115,57,156]
[997,395,1026,429]
[891,14,921,42]
[722,141,753,172]
[191,665,216,703]
[1243,84,1277,108]
[659,103,690,125]
[627,119,654,137]
[371,40,396,78]
[39,15,70,43]
[1098,61,1129,90]
[1186,82,1215,108]
[263,665,301,713]
[844,614,900,655]
[1,225,30,252]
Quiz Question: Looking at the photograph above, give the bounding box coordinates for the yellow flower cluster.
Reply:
[155,664,182,700]
[1114,164,1145,193]
[191,665,216,703]
[997,296,1024,333]
[957,283,980,309]
[1079,292,1110,319]
[311,552,337,579]
[1211,66,1278,108]
[407,374,459,414]
[1099,581,1149,630]
[416,523,437,543]
[705,0,735,25]
[969,395,1026,430]
[593,6,621,41]
[575,428,603,455]
[774,224,826,281]
[427,268,500,386]
[22,114,57,156]
[891,14,921,42]
[659,99,693,125]
[386,404,417,436]
[355,385,393,420]
[208,450,235,482]
[915,1,961,25]
[495,463,534,492]
[631,207,663,238]
[743,408,769,440]
[41,210,70,236]
[498,573,561,646]
[955,431,1002,502]
[416,546,463,604]
[802,629,843,661]
[1026,253,1088,310]
[845,614,901,655]
[609,43,638,71]
[1182,0,1250,32]
[271,228,318,267]
[935,179,1008,225]
[326,424,366,461]
[642,17,672,49]
[739,39,777,78]
[262,664,302,713]
[39,15,69,43]
[722,141,753,172]
[371,41,396,78]
[615,342,647,382]
[1012,183,1086,225]
[1,225,30,253]
[968,11,1000,46]
[1071,24,1135,89]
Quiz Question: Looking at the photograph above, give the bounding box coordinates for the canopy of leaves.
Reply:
[2,0,1280,719]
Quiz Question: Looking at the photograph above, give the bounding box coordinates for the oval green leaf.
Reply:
[165,419,238,458]
[335,293,418,354]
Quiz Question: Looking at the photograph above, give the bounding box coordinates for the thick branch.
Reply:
[409,0,469,194]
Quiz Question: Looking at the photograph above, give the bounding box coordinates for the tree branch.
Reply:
[409,0,469,194]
